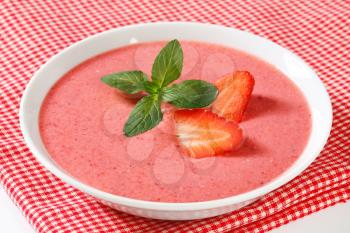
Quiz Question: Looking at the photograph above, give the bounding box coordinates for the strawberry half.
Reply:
[212,71,255,122]
[174,109,243,158]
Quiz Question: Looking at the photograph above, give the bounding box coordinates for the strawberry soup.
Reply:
[40,41,311,202]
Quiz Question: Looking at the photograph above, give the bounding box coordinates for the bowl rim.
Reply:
[19,22,333,211]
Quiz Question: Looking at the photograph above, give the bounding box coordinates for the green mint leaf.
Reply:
[162,80,218,108]
[151,39,183,88]
[143,81,160,94]
[123,94,163,137]
[101,71,148,94]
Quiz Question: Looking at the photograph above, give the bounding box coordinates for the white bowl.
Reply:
[20,22,332,220]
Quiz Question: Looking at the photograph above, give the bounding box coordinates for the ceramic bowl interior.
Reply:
[20,22,332,220]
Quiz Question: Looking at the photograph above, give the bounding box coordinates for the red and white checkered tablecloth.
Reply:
[1,0,349,232]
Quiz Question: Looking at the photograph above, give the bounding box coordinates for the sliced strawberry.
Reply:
[212,71,255,122]
[174,109,243,158]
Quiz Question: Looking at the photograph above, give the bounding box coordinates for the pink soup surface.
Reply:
[40,41,311,202]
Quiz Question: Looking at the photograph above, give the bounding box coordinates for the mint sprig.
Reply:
[101,39,218,137]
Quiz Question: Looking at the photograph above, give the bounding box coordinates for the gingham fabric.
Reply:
[1,0,349,232]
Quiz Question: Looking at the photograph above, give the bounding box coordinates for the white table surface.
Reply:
[1,186,349,233]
